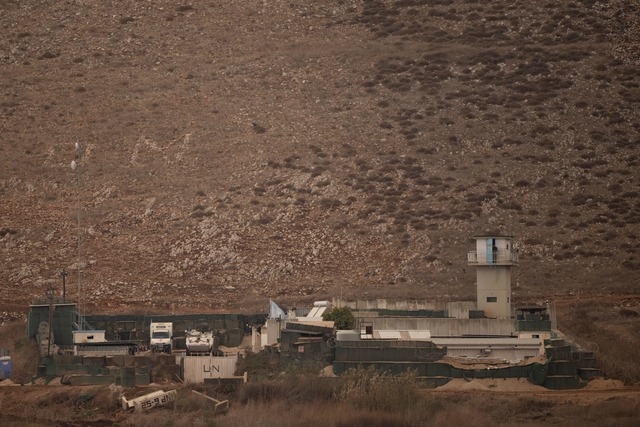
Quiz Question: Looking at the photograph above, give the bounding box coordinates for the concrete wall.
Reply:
[333,298,446,311]
[359,317,515,337]
[477,266,512,319]
[260,318,283,348]
[334,299,477,318]
[518,331,551,354]
[446,301,477,319]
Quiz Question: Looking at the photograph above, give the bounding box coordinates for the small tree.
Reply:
[322,306,355,330]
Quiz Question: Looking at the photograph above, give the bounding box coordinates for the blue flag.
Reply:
[269,299,286,319]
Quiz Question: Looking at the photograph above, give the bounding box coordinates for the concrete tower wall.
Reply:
[476,266,512,318]
[469,236,517,319]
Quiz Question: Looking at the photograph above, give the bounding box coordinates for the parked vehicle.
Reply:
[150,322,173,354]
[185,329,215,355]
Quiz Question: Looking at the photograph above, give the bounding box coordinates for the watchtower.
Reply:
[467,236,518,319]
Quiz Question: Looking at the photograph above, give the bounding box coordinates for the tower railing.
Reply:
[72,310,94,331]
[467,250,518,265]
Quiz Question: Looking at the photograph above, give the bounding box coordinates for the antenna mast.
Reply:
[71,142,84,322]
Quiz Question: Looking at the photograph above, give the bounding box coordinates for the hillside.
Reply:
[1,0,639,318]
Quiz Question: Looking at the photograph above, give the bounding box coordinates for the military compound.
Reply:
[26,235,601,390]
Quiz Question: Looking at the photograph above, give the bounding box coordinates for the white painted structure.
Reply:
[361,317,515,337]
[370,330,432,341]
[72,330,132,356]
[72,330,106,344]
[468,235,518,319]
[517,331,552,354]
[121,389,177,411]
[183,354,239,383]
[260,318,284,348]
[298,300,330,322]
[256,301,334,350]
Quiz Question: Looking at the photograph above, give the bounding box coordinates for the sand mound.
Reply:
[46,377,63,386]
[438,378,547,392]
[319,365,336,377]
[584,378,625,390]
[441,354,547,370]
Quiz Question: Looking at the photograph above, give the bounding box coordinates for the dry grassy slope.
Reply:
[0,0,638,317]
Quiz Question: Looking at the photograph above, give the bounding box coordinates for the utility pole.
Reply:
[71,142,83,321]
[47,281,54,357]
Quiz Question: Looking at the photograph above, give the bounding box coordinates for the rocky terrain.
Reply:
[1,0,639,318]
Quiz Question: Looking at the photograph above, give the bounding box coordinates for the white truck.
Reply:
[150,322,173,354]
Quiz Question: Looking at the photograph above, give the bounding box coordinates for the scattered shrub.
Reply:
[322,306,355,330]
